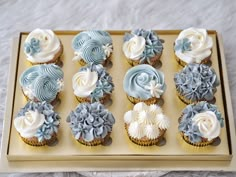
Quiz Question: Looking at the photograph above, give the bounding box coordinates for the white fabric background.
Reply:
[0,0,236,176]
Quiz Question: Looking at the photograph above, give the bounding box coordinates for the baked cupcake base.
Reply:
[127,95,160,105]
[127,53,162,66]
[76,94,110,104]
[76,133,111,146]
[175,54,211,67]
[20,133,57,146]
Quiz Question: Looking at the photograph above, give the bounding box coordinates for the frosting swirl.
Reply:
[123,64,166,99]
[123,29,163,64]
[15,101,60,142]
[24,29,61,63]
[67,102,115,142]
[178,101,224,143]
[20,64,64,102]
[124,102,170,140]
[174,64,219,102]
[72,31,113,64]
[174,27,213,64]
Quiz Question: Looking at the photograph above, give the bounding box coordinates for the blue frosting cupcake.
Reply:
[14,101,60,146]
[123,29,164,66]
[179,101,224,146]
[20,64,64,103]
[72,30,113,66]
[123,64,166,105]
[174,63,219,104]
[72,63,114,103]
[67,102,115,146]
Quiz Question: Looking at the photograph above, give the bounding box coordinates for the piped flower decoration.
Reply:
[24,38,41,56]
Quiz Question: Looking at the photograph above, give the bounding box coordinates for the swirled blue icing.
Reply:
[174,38,191,52]
[178,101,224,143]
[123,64,166,99]
[67,102,115,142]
[72,30,112,64]
[79,63,114,102]
[124,29,163,64]
[174,64,219,102]
[16,101,60,142]
[20,64,64,102]
[24,38,41,56]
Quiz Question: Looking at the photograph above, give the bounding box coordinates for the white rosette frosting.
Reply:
[123,35,145,60]
[14,110,45,138]
[124,102,170,140]
[192,111,221,141]
[24,28,61,63]
[72,69,98,97]
[175,27,213,64]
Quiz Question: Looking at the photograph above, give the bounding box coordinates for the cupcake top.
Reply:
[24,28,61,63]
[174,63,219,102]
[123,64,166,100]
[123,29,163,64]
[14,101,60,142]
[67,102,115,142]
[72,30,113,64]
[174,27,213,64]
[20,64,64,102]
[72,63,114,102]
[124,102,170,140]
[179,101,224,144]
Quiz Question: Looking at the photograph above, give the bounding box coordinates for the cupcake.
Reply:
[123,29,163,66]
[72,63,114,103]
[124,102,170,146]
[178,101,224,147]
[123,64,166,105]
[24,28,63,64]
[174,27,213,66]
[20,64,64,104]
[72,30,113,66]
[67,102,115,146]
[14,101,60,146]
[174,63,219,104]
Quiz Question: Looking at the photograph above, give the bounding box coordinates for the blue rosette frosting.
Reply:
[79,63,114,102]
[174,64,220,102]
[123,29,163,64]
[16,101,60,142]
[72,30,113,64]
[123,64,166,99]
[20,64,64,102]
[67,102,115,142]
[178,101,224,143]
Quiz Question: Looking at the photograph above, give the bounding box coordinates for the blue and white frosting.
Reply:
[15,101,60,142]
[73,63,114,102]
[20,64,64,102]
[174,64,219,102]
[67,102,115,142]
[123,64,166,100]
[24,38,41,56]
[72,31,113,64]
[179,101,224,143]
[123,29,163,64]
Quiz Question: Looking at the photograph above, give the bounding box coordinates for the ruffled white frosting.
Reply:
[192,111,221,141]
[14,110,45,138]
[72,69,98,97]
[175,27,213,64]
[124,102,170,140]
[123,35,145,60]
[24,28,61,63]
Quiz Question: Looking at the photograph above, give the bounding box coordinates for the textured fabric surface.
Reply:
[0,0,236,176]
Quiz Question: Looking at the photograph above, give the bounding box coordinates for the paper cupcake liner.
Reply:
[20,133,57,146]
[30,42,63,65]
[76,132,111,146]
[125,126,166,146]
[126,53,162,66]
[79,54,112,66]
[76,94,110,104]
[175,53,211,67]
[127,95,159,105]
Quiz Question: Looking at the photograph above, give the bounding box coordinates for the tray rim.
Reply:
[0,30,236,172]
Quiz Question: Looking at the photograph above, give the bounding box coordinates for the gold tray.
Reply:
[0,30,236,172]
